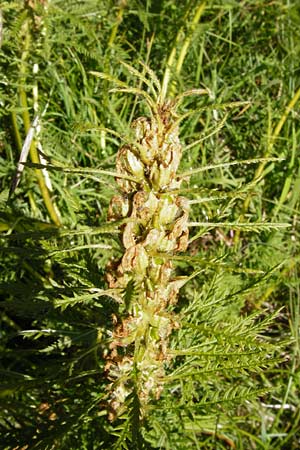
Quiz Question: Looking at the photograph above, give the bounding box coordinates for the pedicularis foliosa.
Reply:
[103,83,199,419]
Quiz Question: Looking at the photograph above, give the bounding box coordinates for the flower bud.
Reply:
[157,198,178,225]
[126,149,144,179]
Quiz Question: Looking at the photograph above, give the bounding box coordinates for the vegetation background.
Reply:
[0,0,300,449]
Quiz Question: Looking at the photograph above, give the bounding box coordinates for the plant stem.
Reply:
[18,14,61,226]
[161,2,206,101]
[234,86,300,244]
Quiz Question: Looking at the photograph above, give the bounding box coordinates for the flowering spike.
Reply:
[105,81,190,420]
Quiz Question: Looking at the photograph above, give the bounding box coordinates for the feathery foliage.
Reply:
[1,1,300,449]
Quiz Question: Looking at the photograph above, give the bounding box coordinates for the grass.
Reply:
[0,0,300,448]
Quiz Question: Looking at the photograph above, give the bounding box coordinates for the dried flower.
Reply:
[105,97,189,419]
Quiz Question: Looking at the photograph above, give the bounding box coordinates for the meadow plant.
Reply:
[0,1,299,449]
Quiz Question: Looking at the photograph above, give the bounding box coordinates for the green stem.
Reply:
[107,1,126,48]
[160,2,206,101]
[19,15,61,226]
[234,87,300,245]
[169,2,206,98]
